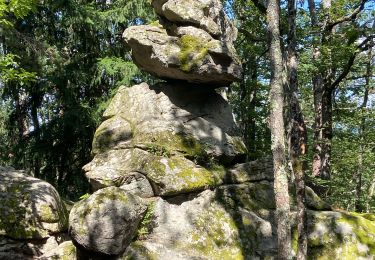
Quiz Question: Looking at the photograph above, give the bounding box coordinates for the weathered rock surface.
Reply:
[0,167,68,240]
[69,187,147,256]
[84,83,246,194]
[0,232,71,259]
[123,0,242,85]
[152,0,237,41]
[40,241,77,260]
[307,210,375,259]
[124,25,241,85]
[122,184,375,260]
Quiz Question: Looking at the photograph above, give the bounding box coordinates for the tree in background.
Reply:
[0,0,155,199]
[307,0,372,179]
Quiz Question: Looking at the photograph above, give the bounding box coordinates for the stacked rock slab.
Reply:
[83,82,247,195]
[123,0,242,86]
[66,0,375,259]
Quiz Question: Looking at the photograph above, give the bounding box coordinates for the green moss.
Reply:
[136,201,156,239]
[145,143,171,157]
[124,241,159,260]
[185,206,245,259]
[231,137,247,154]
[40,205,58,223]
[92,116,133,154]
[0,183,49,239]
[133,131,206,160]
[148,20,161,27]
[61,242,77,260]
[307,211,375,259]
[177,35,209,72]
[145,155,225,195]
[217,182,275,215]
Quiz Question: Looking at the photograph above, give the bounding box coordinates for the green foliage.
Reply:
[0,54,36,83]
[0,0,156,200]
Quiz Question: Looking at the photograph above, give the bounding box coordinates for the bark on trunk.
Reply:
[308,0,333,180]
[287,0,307,258]
[266,0,292,258]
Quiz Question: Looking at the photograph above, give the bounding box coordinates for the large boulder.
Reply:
[69,187,147,256]
[121,184,375,260]
[98,83,246,161]
[0,167,68,240]
[84,83,246,193]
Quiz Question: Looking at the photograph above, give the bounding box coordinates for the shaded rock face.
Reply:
[0,235,71,260]
[68,187,147,256]
[123,0,242,85]
[0,167,72,259]
[84,82,247,194]
[0,168,68,240]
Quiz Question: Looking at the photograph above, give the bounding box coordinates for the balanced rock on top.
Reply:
[123,0,242,86]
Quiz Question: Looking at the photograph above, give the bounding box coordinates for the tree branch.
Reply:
[326,0,368,31]
[330,36,374,90]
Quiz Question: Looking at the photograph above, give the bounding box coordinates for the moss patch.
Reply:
[307,211,375,259]
[185,205,247,259]
[136,201,156,239]
[177,35,210,72]
[142,154,225,196]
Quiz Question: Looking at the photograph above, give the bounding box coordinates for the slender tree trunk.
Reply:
[241,58,258,160]
[286,0,307,258]
[31,90,41,178]
[356,49,371,212]
[266,0,292,258]
[308,0,333,179]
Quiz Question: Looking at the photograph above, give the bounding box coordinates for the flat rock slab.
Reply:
[124,25,242,85]
[152,0,237,40]
[0,168,68,239]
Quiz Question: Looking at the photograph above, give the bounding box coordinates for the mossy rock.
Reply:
[131,149,226,196]
[0,170,68,239]
[69,187,147,256]
[40,241,77,260]
[92,115,133,155]
[307,210,375,259]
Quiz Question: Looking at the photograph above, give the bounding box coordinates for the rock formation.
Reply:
[1,0,375,259]
[0,167,71,259]
[74,0,375,258]
[123,0,242,85]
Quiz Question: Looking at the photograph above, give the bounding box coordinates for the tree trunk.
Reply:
[266,0,292,258]
[241,57,258,160]
[287,0,307,258]
[308,0,333,180]
[356,49,371,212]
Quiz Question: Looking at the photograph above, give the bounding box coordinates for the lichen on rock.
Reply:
[0,169,68,240]
[69,187,147,256]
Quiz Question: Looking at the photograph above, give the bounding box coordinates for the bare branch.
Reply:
[330,36,374,90]
[326,0,368,31]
